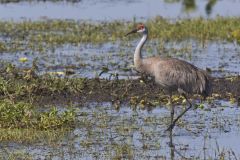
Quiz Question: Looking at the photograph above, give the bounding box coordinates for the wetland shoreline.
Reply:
[43,76,240,105]
[1,63,239,105]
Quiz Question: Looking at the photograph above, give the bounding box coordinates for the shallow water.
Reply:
[1,41,239,78]
[0,0,240,21]
[1,100,240,159]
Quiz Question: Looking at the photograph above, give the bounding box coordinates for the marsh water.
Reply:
[1,41,240,79]
[1,101,240,159]
[1,0,240,21]
[0,0,240,159]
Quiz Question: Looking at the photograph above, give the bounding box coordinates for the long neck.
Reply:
[134,32,148,69]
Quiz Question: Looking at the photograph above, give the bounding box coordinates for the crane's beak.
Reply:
[125,29,138,36]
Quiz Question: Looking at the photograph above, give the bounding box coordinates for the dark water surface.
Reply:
[0,0,240,21]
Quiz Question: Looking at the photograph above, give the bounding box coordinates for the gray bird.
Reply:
[126,24,212,131]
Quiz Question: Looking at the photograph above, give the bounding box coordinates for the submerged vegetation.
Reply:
[1,17,240,52]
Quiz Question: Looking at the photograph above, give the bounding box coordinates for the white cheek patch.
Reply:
[137,28,145,33]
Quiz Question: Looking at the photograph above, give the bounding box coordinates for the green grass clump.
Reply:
[0,17,240,52]
[146,17,236,41]
[0,94,76,143]
[0,41,7,52]
[0,64,77,143]
[0,99,76,129]
[0,63,86,101]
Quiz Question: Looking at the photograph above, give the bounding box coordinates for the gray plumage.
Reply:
[127,24,212,98]
[126,24,212,131]
[140,57,212,98]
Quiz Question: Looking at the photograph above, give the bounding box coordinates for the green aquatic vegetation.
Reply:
[0,64,86,101]
[0,99,76,129]
[146,16,236,42]
[39,107,76,129]
[112,143,133,160]
[0,98,76,143]
[0,41,7,52]
[0,128,69,143]
[0,17,240,52]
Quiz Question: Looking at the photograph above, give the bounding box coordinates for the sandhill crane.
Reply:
[125,24,212,131]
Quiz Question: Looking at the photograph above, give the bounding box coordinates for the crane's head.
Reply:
[125,24,148,36]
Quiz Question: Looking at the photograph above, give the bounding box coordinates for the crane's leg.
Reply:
[169,95,174,129]
[168,94,175,147]
[166,94,192,131]
[170,133,175,160]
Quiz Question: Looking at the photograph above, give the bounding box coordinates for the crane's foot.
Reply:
[165,122,175,132]
[165,105,193,132]
[165,94,193,132]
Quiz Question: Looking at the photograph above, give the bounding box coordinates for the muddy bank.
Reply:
[34,76,240,106]
[0,66,239,106]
